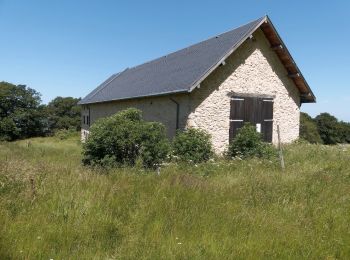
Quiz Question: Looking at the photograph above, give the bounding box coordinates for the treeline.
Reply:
[1,81,350,144]
[0,81,81,141]
[300,112,350,144]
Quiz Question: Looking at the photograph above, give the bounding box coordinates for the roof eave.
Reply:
[77,89,189,105]
[261,16,316,103]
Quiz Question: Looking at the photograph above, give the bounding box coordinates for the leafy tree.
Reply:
[46,96,81,131]
[300,112,322,144]
[315,113,341,145]
[0,81,47,140]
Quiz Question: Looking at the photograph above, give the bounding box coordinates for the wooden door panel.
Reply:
[261,121,273,142]
[229,121,244,141]
[262,99,273,119]
[229,96,274,143]
[261,99,273,142]
[230,98,245,120]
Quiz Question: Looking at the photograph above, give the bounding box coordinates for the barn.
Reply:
[79,15,315,153]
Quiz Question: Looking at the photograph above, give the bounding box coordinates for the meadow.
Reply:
[0,135,350,259]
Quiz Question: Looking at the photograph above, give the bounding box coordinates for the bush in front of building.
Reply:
[140,122,170,169]
[82,108,169,169]
[82,108,142,167]
[227,123,276,159]
[172,128,213,163]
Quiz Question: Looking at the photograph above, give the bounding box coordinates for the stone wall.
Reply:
[186,29,300,152]
[81,28,301,153]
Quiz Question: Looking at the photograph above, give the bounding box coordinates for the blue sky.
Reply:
[0,0,349,121]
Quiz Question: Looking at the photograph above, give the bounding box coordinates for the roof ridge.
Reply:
[79,15,314,105]
[125,16,267,72]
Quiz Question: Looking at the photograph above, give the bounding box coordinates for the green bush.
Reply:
[172,128,213,163]
[300,112,322,144]
[227,123,276,159]
[54,128,77,140]
[82,108,143,167]
[82,108,170,169]
[140,122,170,169]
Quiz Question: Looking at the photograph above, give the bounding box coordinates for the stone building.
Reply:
[79,16,315,153]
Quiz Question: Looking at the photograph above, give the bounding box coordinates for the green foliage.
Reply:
[0,81,47,140]
[140,122,170,169]
[300,112,350,145]
[46,96,81,131]
[338,121,350,143]
[82,108,169,168]
[315,113,341,144]
[300,112,323,143]
[0,82,81,140]
[0,117,20,141]
[172,128,213,163]
[1,137,350,259]
[82,108,143,167]
[227,123,276,159]
[54,128,79,140]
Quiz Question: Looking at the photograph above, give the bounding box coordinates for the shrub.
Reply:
[140,122,170,169]
[300,112,322,144]
[227,123,276,159]
[82,108,143,167]
[172,128,213,163]
[82,108,170,169]
[54,128,77,140]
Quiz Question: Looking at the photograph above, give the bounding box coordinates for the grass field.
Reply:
[1,135,350,259]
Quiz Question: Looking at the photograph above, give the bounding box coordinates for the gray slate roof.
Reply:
[79,17,267,105]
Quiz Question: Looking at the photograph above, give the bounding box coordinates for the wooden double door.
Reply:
[229,96,274,142]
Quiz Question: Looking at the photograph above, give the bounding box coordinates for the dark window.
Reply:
[83,116,86,124]
[229,96,274,142]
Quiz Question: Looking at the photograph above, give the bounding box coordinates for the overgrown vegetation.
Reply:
[82,108,170,168]
[83,109,214,168]
[0,81,81,141]
[1,136,350,259]
[172,128,213,163]
[140,122,170,169]
[227,123,276,159]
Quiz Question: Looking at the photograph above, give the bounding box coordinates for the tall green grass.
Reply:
[0,135,350,259]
